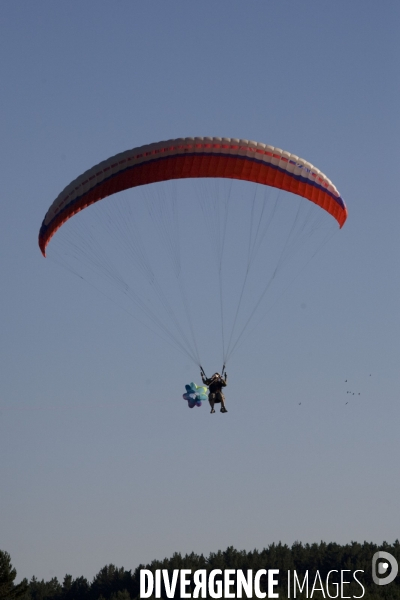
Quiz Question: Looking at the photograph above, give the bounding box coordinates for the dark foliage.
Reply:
[7,541,400,600]
[0,550,28,600]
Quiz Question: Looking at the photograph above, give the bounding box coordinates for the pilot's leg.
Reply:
[217,392,227,413]
[209,393,215,413]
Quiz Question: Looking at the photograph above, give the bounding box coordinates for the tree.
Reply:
[0,551,27,600]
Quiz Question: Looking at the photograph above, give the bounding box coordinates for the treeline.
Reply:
[1,541,400,600]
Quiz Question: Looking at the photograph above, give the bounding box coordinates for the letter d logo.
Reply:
[372,551,398,586]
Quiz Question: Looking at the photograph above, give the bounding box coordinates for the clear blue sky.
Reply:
[1,0,400,583]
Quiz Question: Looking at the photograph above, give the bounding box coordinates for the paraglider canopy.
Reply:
[39,136,347,369]
[39,137,347,256]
